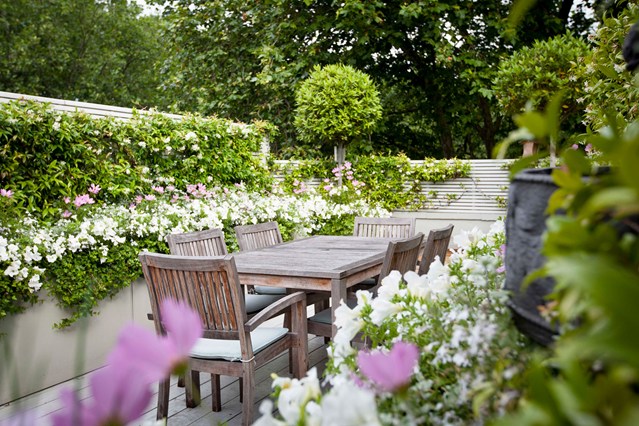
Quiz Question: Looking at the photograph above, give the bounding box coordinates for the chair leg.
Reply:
[156,377,170,420]
[185,369,201,408]
[239,377,243,402]
[284,311,294,373]
[241,365,255,426]
[211,374,221,412]
[177,374,185,388]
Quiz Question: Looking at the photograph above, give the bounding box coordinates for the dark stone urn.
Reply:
[504,168,558,346]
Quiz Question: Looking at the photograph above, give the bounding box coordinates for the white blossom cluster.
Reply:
[0,187,386,296]
[261,221,531,425]
[254,368,381,426]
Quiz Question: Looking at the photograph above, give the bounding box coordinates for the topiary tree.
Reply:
[493,33,591,162]
[294,64,382,184]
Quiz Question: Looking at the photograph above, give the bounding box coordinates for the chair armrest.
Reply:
[245,291,306,332]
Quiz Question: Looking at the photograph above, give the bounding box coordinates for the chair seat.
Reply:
[254,285,288,296]
[190,327,289,361]
[245,293,285,314]
[308,298,358,325]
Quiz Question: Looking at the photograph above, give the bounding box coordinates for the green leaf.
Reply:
[514,111,548,140]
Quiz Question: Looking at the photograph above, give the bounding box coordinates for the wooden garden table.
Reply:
[232,235,394,337]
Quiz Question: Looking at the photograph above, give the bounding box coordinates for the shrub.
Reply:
[294,64,382,160]
[581,2,639,130]
[493,33,591,132]
[0,100,274,218]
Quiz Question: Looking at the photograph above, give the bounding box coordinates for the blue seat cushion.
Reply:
[245,293,285,314]
[254,285,287,295]
[190,327,289,361]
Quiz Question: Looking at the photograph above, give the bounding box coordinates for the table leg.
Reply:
[330,278,347,337]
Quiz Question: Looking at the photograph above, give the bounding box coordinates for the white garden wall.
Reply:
[0,279,153,405]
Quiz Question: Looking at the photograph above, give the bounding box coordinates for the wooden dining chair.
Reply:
[234,221,287,296]
[353,216,417,238]
[418,224,454,275]
[139,253,308,426]
[351,216,418,290]
[307,232,425,339]
[167,228,284,314]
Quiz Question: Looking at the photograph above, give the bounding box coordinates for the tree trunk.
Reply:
[435,109,454,158]
[476,96,501,158]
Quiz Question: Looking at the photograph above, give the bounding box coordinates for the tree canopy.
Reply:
[0,0,167,108]
[153,0,599,159]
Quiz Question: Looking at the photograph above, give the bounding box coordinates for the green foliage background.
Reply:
[0,100,274,217]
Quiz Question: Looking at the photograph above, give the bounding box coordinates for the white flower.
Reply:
[184,131,198,141]
[404,270,430,299]
[334,300,364,343]
[277,368,321,424]
[253,400,286,426]
[320,382,381,426]
[377,270,402,301]
[370,298,401,325]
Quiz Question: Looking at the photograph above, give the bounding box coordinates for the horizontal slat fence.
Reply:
[0,91,183,120]
[273,159,511,218]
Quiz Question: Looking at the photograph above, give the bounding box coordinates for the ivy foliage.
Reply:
[493,33,591,132]
[0,100,274,218]
[272,154,471,211]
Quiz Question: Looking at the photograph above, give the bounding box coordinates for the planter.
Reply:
[0,278,153,405]
[504,168,559,346]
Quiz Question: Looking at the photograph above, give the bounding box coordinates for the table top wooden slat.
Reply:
[233,236,393,281]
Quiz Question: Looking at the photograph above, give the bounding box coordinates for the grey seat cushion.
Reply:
[254,285,287,295]
[245,293,285,314]
[190,327,288,361]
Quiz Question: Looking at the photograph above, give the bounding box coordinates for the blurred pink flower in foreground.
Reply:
[357,341,419,392]
[51,299,202,426]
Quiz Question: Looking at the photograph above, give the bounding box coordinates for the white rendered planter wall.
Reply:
[0,278,152,405]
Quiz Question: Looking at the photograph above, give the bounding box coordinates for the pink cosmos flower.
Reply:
[108,299,202,381]
[63,196,71,204]
[134,195,143,204]
[0,189,14,198]
[323,185,333,191]
[73,194,94,208]
[152,185,165,194]
[144,194,156,201]
[51,388,91,426]
[357,341,419,392]
[83,363,152,426]
[53,299,202,426]
[166,185,176,192]
[88,184,101,194]
[62,210,72,218]
[585,143,593,153]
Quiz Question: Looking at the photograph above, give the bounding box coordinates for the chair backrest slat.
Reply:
[235,221,283,251]
[418,224,454,275]
[139,253,247,343]
[353,217,416,238]
[167,228,228,257]
[374,233,424,292]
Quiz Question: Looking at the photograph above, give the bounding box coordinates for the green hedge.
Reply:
[0,100,274,218]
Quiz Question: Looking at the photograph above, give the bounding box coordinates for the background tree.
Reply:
[294,64,382,179]
[154,0,599,159]
[493,33,591,134]
[0,0,167,109]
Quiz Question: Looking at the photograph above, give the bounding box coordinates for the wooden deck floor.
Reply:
[0,332,329,426]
